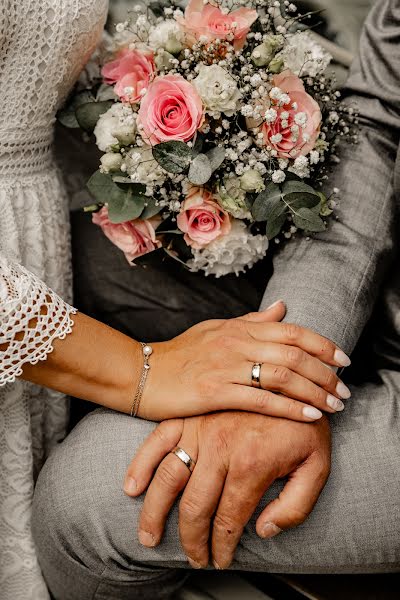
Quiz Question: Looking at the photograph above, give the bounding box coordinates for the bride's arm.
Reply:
[1,256,351,421]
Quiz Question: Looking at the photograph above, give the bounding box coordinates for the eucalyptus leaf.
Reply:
[317,191,333,216]
[107,188,146,223]
[206,146,226,172]
[285,192,321,211]
[192,133,204,157]
[140,197,162,220]
[75,100,114,134]
[152,141,192,174]
[188,153,212,185]
[87,171,118,204]
[251,183,285,222]
[266,213,287,239]
[58,90,95,128]
[96,83,117,102]
[293,207,326,232]
[282,180,320,197]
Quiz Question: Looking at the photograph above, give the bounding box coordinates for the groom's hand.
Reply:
[125,412,331,570]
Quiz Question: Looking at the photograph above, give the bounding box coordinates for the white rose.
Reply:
[124,145,166,186]
[148,21,184,54]
[240,169,265,193]
[100,153,123,173]
[193,65,242,118]
[94,103,137,152]
[188,220,269,277]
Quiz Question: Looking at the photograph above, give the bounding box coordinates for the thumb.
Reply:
[241,300,286,324]
[255,451,330,539]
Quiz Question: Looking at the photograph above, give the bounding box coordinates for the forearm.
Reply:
[21,312,142,413]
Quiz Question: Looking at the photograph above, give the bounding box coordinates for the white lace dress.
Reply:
[0,1,108,598]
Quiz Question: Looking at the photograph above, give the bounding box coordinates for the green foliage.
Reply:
[75,100,114,134]
[188,153,213,185]
[152,141,192,174]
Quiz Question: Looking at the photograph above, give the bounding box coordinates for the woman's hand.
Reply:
[139,300,351,421]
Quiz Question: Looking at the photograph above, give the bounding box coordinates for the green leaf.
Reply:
[206,146,225,172]
[96,83,117,102]
[192,133,205,157]
[188,153,212,185]
[152,141,192,174]
[108,191,145,223]
[293,207,326,232]
[317,191,333,216]
[282,180,321,210]
[266,213,287,239]
[140,197,162,220]
[251,183,285,222]
[75,100,114,134]
[112,175,133,184]
[58,90,96,128]
[87,171,146,223]
[282,180,321,197]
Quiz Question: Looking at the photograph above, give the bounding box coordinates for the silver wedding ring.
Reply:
[171,446,196,473]
[251,363,262,388]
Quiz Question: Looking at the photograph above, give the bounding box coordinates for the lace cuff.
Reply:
[0,257,77,386]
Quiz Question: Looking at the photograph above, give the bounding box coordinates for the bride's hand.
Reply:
[138,300,351,422]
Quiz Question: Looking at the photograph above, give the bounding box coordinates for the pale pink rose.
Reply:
[138,74,204,145]
[177,187,231,249]
[92,207,161,264]
[262,70,321,159]
[102,48,155,104]
[178,0,258,51]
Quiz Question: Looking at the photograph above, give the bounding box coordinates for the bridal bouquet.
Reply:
[61,0,355,276]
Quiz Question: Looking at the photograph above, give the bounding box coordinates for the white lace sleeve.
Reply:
[0,256,77,386]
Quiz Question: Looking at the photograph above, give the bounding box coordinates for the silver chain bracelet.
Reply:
[130,343,153,418]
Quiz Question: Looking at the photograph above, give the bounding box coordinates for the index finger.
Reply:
[244,321,351,368]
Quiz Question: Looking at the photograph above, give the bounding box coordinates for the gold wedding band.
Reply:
[171,447,196,473]
[251,363,262,388]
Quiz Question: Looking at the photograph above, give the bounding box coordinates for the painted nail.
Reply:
[334,349,351,367]
[187,557,202,570]
[260,522,282,539]
[266,299,285,310]
[327,394,345,411]
[124,476,137,495]
[303,406,323,420]
[336,381,351,399]
[138,530,157,547]
[213,560,223,570]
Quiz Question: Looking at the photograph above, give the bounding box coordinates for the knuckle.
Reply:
[286,398,299,419]
[253,389,271,411]
[233,448,264,476]
[274,366,291,385]
[286,346,303,368]
[324,369,337,389]
[284,322,301,342]
[157,463,182,492]
[213,512,241,537]
[179,496,208,521]
[218,334,239,351]
[312,385,325,405]
[319,337,334,356]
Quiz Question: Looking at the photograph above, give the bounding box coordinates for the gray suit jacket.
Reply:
[261,0,400,371]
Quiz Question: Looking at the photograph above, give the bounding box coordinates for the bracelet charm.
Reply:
[130,343,152,418]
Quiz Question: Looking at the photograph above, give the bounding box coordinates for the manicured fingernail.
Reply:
[187,557,202,569]
[266,299,285,310]
[303,406,323,420]
[260,522,282,539]
[334,349,351,367]
[336,381,351,399]
[213,560,223,570]
[327,394,345,411]
[138,530,157,547]
[124,476,137,495]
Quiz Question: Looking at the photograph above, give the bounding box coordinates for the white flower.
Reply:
[264,108,278,123]
[289,155,310,178]
[94,103,137,152]
[124,145,166,186]
[278,158,289,169]
[294,112,307,127]
[272,170,286,183]
[100,152,123,173]
[218,176,250,218]
[310,150,320,164]
[193,65,242,118]
[276,31,331,77]
[240,169,265,192]
[270,133,283,144]
[148,21,184,55]
[188,220,269,277]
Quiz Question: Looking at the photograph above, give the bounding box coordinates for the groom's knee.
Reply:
[32,411,183,597]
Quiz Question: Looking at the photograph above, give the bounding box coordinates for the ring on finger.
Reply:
[251,363,262,388]
[171,447,196,474]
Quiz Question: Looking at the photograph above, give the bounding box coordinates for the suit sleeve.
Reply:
[260,0,400,353]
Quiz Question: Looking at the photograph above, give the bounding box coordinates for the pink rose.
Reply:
[102,48,155,104]
[138,74,204,145]
[92,207,161,264]
[262,70,321,159]
[177,187,231,249]
[178,0,258,51]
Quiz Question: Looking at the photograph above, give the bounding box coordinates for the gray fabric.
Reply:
[32,370,400,600]
[32,1,400,598]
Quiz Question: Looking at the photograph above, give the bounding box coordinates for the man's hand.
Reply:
[124,412,331,570]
